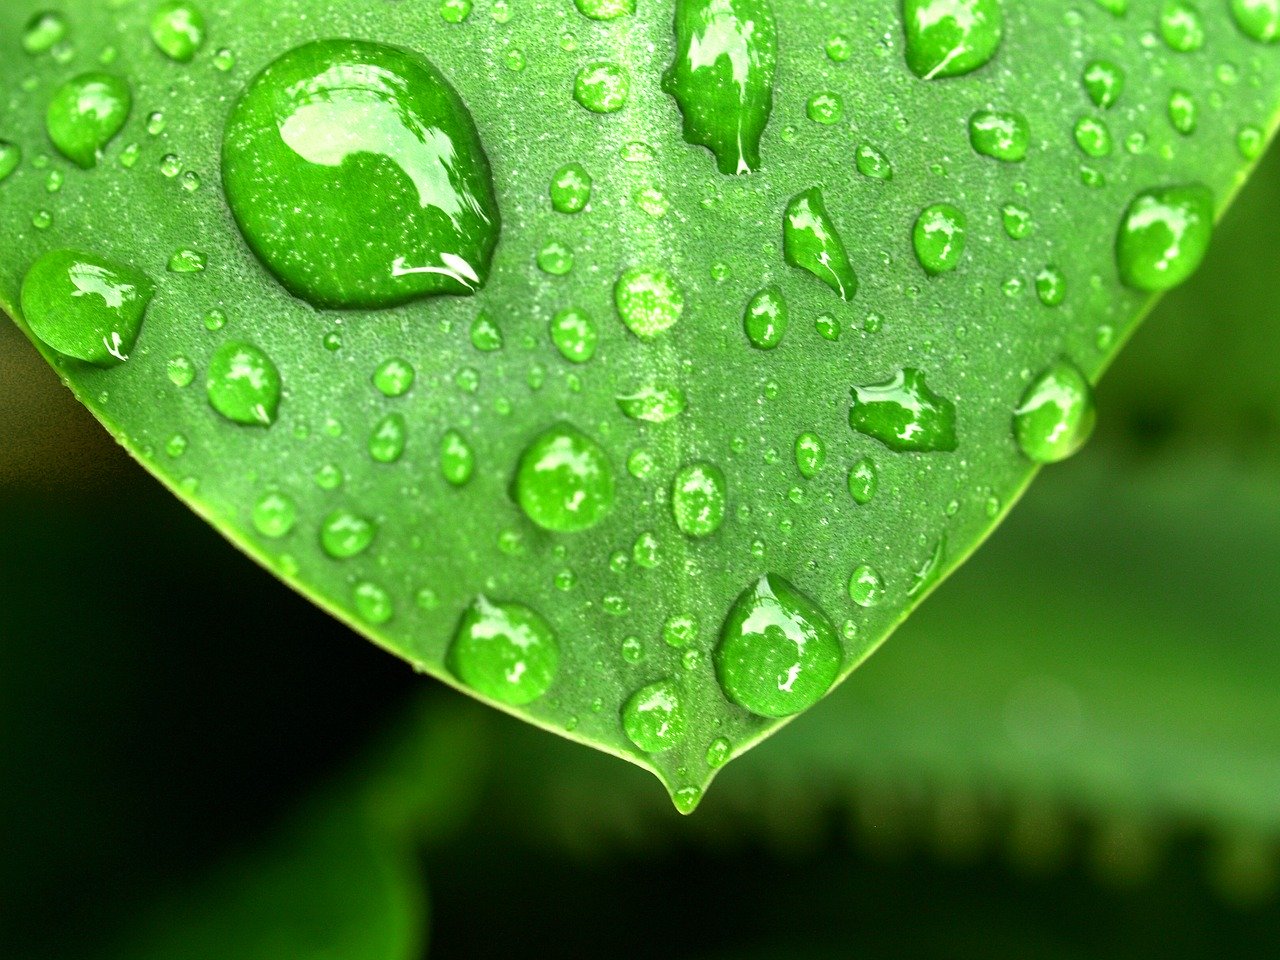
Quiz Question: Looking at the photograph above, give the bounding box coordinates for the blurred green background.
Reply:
[4,140,1280,960]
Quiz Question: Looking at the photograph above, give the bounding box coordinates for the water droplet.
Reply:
[167,248,206,273]
[849,368,958,452]
[1083,60,1124,108]
[1073,116,1113,158]
[1002,203,1032,239]
[468,312,502,352]
[150,1,206,63]
[160,153,181,177]
[1035,265,1066,307]
[1168,89,1197,135]
[206,341,281,426]
[855,143,894,180]
[806,90,844,125]
[439,0,473,23]
[1238,124,1265,159]
[662,0,777,174]
[23,11,68,54]
[448,596,559,705]
[353,581,393,625]
[913,204,967,275]
[314,463,344,490]
[0,141,20,182]
[575,0,634,19]
[627,449,655,480]
[180,170,202,192]
[715,574,841,718]
[373,357,415,397]
[614,267,684,340]
[320,509,376,558]
[672,785,702,814]
[662,615,697,648]
[622,679,685,753]
[743,285,788,349]
[203,309,227,332]
[223,40,499,308]
[706,737,732,768]
[617,383,687,423]
[46,73,131,168]
[20,249,153,366]
[784,187,857,300]
[514,424,614,533]
[438,428,475,486]
[1013,360,1097,463]
[794,432,826,478]
[368,413,407,463]
[848,564,886,607]
[213,48,235,71]
[536,239,574,275]
[903,0,1003,79]
[1160,1,1205,51]
[253,490,298,538]
[671,462,727,538]
[1115,183,1214,291]
[969,110,1029,162]
[550,162,591,213]
[165,433,188,458]
[633,531,661,569]
[167,355,195,387]
[574,61,629,113]
[1232,0,1280,41]
[415,587,442,610]
[550,307,598,363]
[908,536,947,598]
[848,458,878,504]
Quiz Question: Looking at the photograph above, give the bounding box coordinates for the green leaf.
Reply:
[2,0,1279,807]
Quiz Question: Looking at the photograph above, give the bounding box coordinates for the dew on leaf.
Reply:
[550,307,598,363]
[373,357,415,397]
[206,340,281,426]
[1035,265,1067,306]
[222,40,499,309]
[23,11,68,54]
[167,355,195,387]
[574,0,634,20]
[252,490,298,538]
[848,457,878,504]
[633,531,661,569]
[1115,183,1214,291]
[353,581,393,625]
[167,249,206,273]
[213,47,235,71]
[806,91,844,125]
[320,509,376,559]
[1232,0,1280,42]
[663,615,697,648]
[671,462,727,538]
[514,424,614,533]
[969,110,1029,162]
[794,432,826,478]
[165,434,188,458]
[150,1,207,63]
[1083,60,1125,108]
[1238,123,1265,158]
[160,153,181,177]
[369,413,407,464]
[1160,1,1205,52]
[1002,202,1032,239]
[614,267,684,340]
[1013,360,1097,463]
[706,737,732,768]
[622,679,685,753]
[908,536,947,598]
[815,313,841,341]
[784,187,858,300]
[715,574,841,718]
[743,285,788,349]
[441,429,474,486]
[574,61,629,113]
[536,240,574,275]
[448,596,559,706]
[662,0,777,175]
[616,383,687,423]
[20,249,153,367]
[550,162,592,213]
[826,34,853,61]
[440,0,473,23]
[46,73,131,169]
[0,141,21,182]
[1168,89,1197,134]
[848,564,886,607]
[314,463,344,490]
[913,203,967,275]
[470,312,503,352]
[902,0,1004,80]
[855,143,894,179]
[849,368,958,452]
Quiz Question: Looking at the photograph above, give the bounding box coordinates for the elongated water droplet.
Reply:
[912,203,966,275]
[550,306,597,362]
[969,110,1028,161]
[440,428,474,485]
[671,462,727,538]
[550,162,592,213]
[849,564,886,607]
[614,267,684,340]
[908,536,947,598]
[253,490,298,538]
[622,679,685,753]
[514,424,614,532]
[23,11,68,54]
[1115,183,1214,291]
[1160,1,1205,51]
[783,187,857,300]
[222,40,499,309]
[849,368,958,452]
[794,432,826,478]
[715,574,841,718]
[1035,265,1066,306]
[662,0,777,174]
[320,509,376,558]
[1168,89,1197,135]
[20,249,153,366]
[1013,360,1096,463]
[1074,116,1113,157]
[743,285,788,349]
[1232,0,1280,41]
[369,413,407,463]
[448,596,559,705]
[848,457,878,504]
[167,248,207,273]
[150,1,206,63]
[206,341,281,426]
[617,382,687,423]
[855,143,893,180]
[903,0,1003,80]
[574,61,629,113]
[46,73,131,168]
[1083,60,1124,108]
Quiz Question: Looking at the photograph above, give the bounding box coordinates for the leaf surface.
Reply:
[2,0,1280,805]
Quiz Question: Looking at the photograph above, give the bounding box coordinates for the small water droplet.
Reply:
[913,203,967,274]
[369,412,407,463]
[206,341,281,426]
[806,90,844,124]
[213,47,235,71]
[1160,1,1205,52]
[1083,59,1125,108]
[706,737,732,768]
[550,162,592,213]
[449,596,559,705]
[672,785,702,814]
[784,187,857,300]
[1002,202,1032,239]
[1115,183,1214,291]
[614,267,684,340]
[320,509,376,558]
[515,424,614,532]
[1238,124,1265,159]
[23,11,68,54]
[622,678,685,752]
[150,1,206,63]
[574,61,629,113]
[353,581,393,625]
[794,432,826,478]
[1035,265,1067,306]
[252,490,298,538]
[0,141,21,182]
[1167,88,1197,135]
[855,143,894,180]
[848,457,878,504]
[848,564,886,607]
[536,239,574,275]
[440,0,473,23]
[743,285,788,349]
[671,462,727,538]
[439,428,475,486]
[469,312,503,352]
[550,306,598,363]
[969,109,1029,162]
[849,368,958,452]
[903,0,1003,79]
[167,355,195,387]
[617,382,687,423]
[633,531,661,569]
[373,357,415,397]
[46,73,131,168]
[1013,360,1097,463]
[167,248,206,273]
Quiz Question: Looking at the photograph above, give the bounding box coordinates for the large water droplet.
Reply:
[903,0,1003,80]
[448,596,559,705]
[1115,184,1214,291]
[206,341,282,426]
[671,462,727,538]
[20,249,153,366]
[1232,0,1280,42]
[715,574,841,718]
[614,267,684,340]
[222,40,499,309]
[1160,1,1205,51]
[46,73,131,169]
[1013,360,1097,463]
[574,61,629,113]
[662,0,777,175]
[912,203,967,275]
[514,424,614,533]
[783,187,857,300]
[743,285,788,349]
[621,678,685,753]
[150,1,206,63]
[849,368,958,452]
